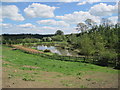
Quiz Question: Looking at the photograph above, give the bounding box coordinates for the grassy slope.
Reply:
[2,46,118,76]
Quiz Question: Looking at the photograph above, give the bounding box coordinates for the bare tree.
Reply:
[85,19,96,28]
[76,23,88,33]
[101,18,113,27]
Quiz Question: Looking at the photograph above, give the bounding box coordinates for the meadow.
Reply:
[2,45,119,88]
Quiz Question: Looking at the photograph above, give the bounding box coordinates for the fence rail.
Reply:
[11,45,118,68]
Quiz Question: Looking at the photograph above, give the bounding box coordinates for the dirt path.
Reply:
[2,61,118,88]
[11,45,44,54]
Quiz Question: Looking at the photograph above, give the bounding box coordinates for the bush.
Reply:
[44,49,51,52]
[97,50,117,66]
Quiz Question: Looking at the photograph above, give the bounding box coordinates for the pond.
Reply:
[36,45,79,56]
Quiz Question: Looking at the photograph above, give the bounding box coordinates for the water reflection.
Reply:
[37,45,78,56]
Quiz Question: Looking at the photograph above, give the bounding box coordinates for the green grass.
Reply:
[60,80,73,87]
[16,41,68,46]
[2,46,118,76]
[22,75,35,81]
[80,85,87,88]
[40,41,68,44]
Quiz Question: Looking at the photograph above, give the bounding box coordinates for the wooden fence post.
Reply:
[75,57,77,61]
[84,57,85,62]
[69,56,70,60]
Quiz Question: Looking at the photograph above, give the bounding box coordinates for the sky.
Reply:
[0,0,119,34]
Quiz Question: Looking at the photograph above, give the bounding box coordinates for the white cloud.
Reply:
[40,26,75,34]
[108,16,118,24]
[41,26,56,30]
[1,0,81,2]
[18,23,36,28]
[60,0,119,2]
[1,23,74,34]
[0,6,2,22]
[59,0,81,2]
[1,0,119,2]
[24,3,57,18]
[1,5,24,21]
[56,11,101,25]
[0,23,12,28]
[0,19,3,22]
[77,1,87,5]
[87,0,101,3]
[1,0,25,2]
[89,3,118,16]
[78,0,101,5]
[37,19,69,27]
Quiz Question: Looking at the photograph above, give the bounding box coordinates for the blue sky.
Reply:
[1,1,118,34]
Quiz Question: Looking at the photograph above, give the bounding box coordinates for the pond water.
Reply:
[36,45,79,56]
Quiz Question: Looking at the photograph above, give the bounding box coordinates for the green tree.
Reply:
[52,35,66,42]
[78,34,95,57]
[55,30,64,35]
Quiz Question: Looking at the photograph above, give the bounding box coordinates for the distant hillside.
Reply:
[2,34,54,40]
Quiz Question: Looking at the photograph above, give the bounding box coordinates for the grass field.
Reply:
[2,46,119,88]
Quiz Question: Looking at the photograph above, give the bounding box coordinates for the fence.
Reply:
[11,45,118,68]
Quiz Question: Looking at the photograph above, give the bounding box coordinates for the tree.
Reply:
[52,35,66,42]
[101,18,113,27]
[55,30,64,35]
[78,34,95,57]
[67,34,78,45]
[42,37,47,42]
[47,37,52,42]
[76,23,88,33]
[85,19,96,28]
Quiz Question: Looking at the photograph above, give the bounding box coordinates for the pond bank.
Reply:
[35,45,79,56]
[11,45,44,54]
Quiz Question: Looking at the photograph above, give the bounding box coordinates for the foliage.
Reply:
[44,49,51,52]
[76,23,88,33]
[42,37,52,42]
[55,30,64,35]
[51,35,66,42]
[78,34,95,56]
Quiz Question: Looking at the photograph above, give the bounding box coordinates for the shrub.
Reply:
[44,49,51,52]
